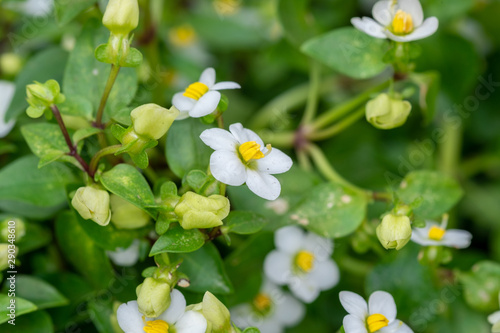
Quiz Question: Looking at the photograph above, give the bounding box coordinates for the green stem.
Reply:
[308,107,366,141]
[297,149,312,172]
[96,64,121,127]
[88,144,122,177]
[258,130,295,148]
[301,61,321,125]
[338,255,373,277]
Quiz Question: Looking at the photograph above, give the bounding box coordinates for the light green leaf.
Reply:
[223,211,267,235]
[0,310,53,333]
[301,27,389,79]
[59,95,93,118]
[17,222,52,255]
[21,123,68,163]
[243,328,261,333]
[72,127,102,144]
[3,275,68,310]
[150,225,205,255]
[55,0,96,26]
[0,294,37,324]
[278,0,317,46]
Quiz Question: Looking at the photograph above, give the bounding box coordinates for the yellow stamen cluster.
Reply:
[238,141,265,162]
[428,226,446,241]
[367,313,389,332]
[183,82,209,100]
[144,320,169,333]
[392,9,414,35]
[295,250,315,273]
[253,293,272,312]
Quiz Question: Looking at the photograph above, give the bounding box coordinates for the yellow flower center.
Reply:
[253,293,272,312]
[143,319,169,333]
[392,10,414,35]
[238,141,265,162]
[367,313,389,332]
[295,250,315,273]
[183,82,209,100]
[428,226,446,240]
[169,24,196,47]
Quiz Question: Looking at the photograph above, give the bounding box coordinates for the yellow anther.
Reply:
[183,82,209,100]
[238,141,265,162]
[392,10,414,35]
[367,313,389,332]
[253,293,272,312]
[428,226,446,241]
[144,319,169,333]
[295,250,315,273]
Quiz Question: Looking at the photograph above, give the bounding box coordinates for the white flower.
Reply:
[263,226,339,303]
[410,215,472,249]
[230,279,305,333]
[107,239,141,267]
[339,290,413,333]
[172,67,240,119]
[117,289,207,333]
[200,123,292,200]
[351,0,438,42]
[0,81,16,138]
[23,0,53,17]
[489,293,500,333]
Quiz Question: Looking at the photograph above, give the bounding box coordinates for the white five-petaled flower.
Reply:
[117,289,207,333]
[339,290,413,333]
[410,215,472,249]
[230,279,305,333]
[0,81,16,138]
[172,67,240,119]
[106,239,141,267]
[351,0,438,42]
[200,123,292,200]
[263,226,339,303]
[488,293,500,333]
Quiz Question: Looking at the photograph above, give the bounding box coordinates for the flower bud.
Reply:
[130,104,179,140]
[174,192,230,230]
[136,277,171,318]
[0,217,26,242]
[71,186,111,226]
[366,93,411,130]
[0,243,17,271]
[26,79,65,118]
[376,214,412,250]
[201,292,233,333]
[110,194,150,229]
[102,0,139,36]
[0,53,22,77]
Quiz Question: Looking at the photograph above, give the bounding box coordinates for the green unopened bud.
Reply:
[0,218,26,242]
[174,192,230,230]
[110,194,150,229]
[366,93,411,130]
[71,186,111,226]
[376,214,412,250]
[102,0,139,36]
[26,79,65,118]
[0,243,17,271]
[0,53,22,77]
[136,277,171,318]
[130,104,179,140]
[202,292,232,333]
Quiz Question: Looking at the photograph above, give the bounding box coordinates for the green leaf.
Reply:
[100,164,157,218]
[243,328,261,333]
[87,297,116,333]
[0,294,37,324]
[396,170,464,219]
[0,310,53,333]
[301,27,389,79]
[166,119,214,178]
[55,0,96,26]
[278,0,317,46]
[59,95,93,119]
[5,47,68,122]
[150,225,205,255]
[55,211,115,289]
[2,275,68,310]
[457,261,500,312]
[223,211,267,235]
[72,127,102,144]
[17,222,52,255]
[286,182,367,239]
[172,243,233,294]
[20,123,69,164]
[0,156,78,219]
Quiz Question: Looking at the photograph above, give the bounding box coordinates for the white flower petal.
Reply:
[258,320,284,333]
[372,0,393,26]
[175,310,207,333]
[211,81,241,90]
[308,259,340,290]
[264,250,293,285]
[176,110,190,120]
[246,169,281,200]
[157,289,186,324]
[380,320,414,333]
[189,91,221,118]
[116,301,145,333]
[199,67,216,87]
[368,291,397,322]
[172,92,196,112]
[273,293,306,326]
[288,277,320,303]
[441,229,472,249]
[275,225,305,254]
[488,311,500,325]
[107,239,141,267]
[343,314,368,333]
[230,304,254,328]
[256,148,293,175]
[0,81,16,138]
[229,123,265,147]
[397,0,424,27]
[200,128,239,151]
[301,231,334,258]
[339,291,368,320]
[351,17,387,39]
[385,17,438,42]
[209,150,247,186]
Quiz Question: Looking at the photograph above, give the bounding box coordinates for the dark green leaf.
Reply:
[278,0,317,46]
[0,310,53,332]
[3,275,68,310]
[55,0,96,26]
[150,225,205,255]
[0,294,37,324]
[17,222,52,255]
[224,211,267,235]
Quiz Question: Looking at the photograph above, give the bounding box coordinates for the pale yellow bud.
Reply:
[71,186,111,226]
[136,277,171,318]
[110,194,150,229]
[366,93,412,130]
[130,104,180,140]
[174,192,230,230]
[376,214,412,250]
[102,0,139,36]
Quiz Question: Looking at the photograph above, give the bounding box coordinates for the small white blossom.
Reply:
[200,123,292,200]
[411,216,472,249]
[117,289,207,333]
[489,293,500,333]
[0,81,16,138]
[106,239,141,267]
[339,290,413,333]
[263,226,339,303]
[351,0,438,42]
[231,279,305,333]
[172,67,240,119]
